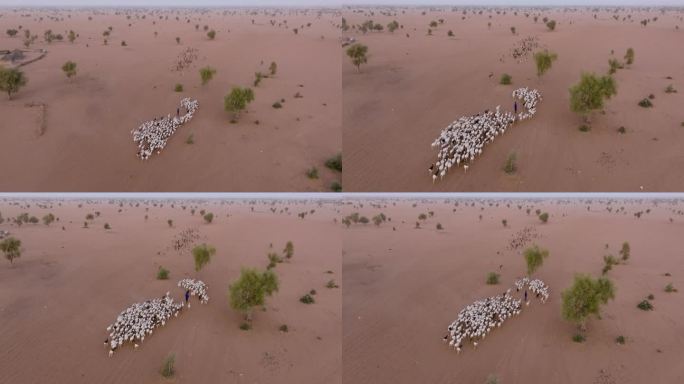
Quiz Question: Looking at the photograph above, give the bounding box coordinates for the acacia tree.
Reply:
[229,268,279,323]
[62,61,77,80]
[0,237,22,265]
[192,243,216,272]
[533,50,558,77]
[346,43,368,72]
[224,87,255,121]
[524,245,549,275]
[561,274,615,331]
[569,73,617,125]
[0,67,28,100]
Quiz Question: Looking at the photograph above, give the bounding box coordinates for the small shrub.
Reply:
[617,126,626,134]
[325,154,342,172]
[572,333,586,343]
[279,324,288,332]
[203,212,214,224]
[615,335,626,344]
[486,272,500,285]
[174,83,183,92]
[436,223,443,230]
[272,101,282,109]
[186,134,194,144]
[306,167,319,179]
[647,293,654,300]
[503,152,517,174]
[579,125,590,132]
[664,84,677,94]
[500,73,512,85]
[326,279,339,288]
[300,294,315,304]
[619,242,630,261]
[157,266,169,280]
[637,300,653,311]
[664,283,676,293]
[539,212,549,223]
[160,354,175,378]
[207,29,216,40]
[330,181,342,192]
[239,322,252,330]
[104,223,111,230]
[638,98,653,108]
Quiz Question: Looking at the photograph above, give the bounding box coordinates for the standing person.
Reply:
[185,289,191,308]
[514,100,518,115]
[524,289,528,303]
[176,107,180,117]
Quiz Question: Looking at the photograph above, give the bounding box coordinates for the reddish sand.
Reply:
[343,197,684,383]
[343,7,684,192]
[0,8,341,191]
[0,198,341,383]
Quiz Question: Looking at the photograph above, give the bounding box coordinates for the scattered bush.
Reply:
[199,66,216,85]
[572,333,586,343]
[306,167,319,179]
[174,83,183,92]
[638,98,653,108]
[207,29,216,40]
[192,243,216,271]
[569,73,617,123]
[619,242,630,261]
[326,279,339,288]
[499,73,512,85]
[546,20,557,31]
[325,153,342,172]
[203,212,214,224]
[534,50,558,77]
[664,84,677,94]
[104,223,111,230]
[157,266,170,280]
[62,61,77,79]
[664,283,676,293]
[539,212,549,223]
[0,237,22,265]
[579,125,590,132]
[562,274,615,330]
[300,293,315,304]
[486,272,500,285]
[524,245,549,275]
[330,181,342,192]
[637,299,653,311]
[279,324,289,332]
[239,322,252,330]
[229,268,279,322]
[224,87,255,121]
[160,353,176,378]
[283,241,294,259]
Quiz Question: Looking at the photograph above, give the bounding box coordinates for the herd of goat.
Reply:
[430,87,542,182]
[131,97,199,160]
[444,277,549,354]
[105,278,208,356]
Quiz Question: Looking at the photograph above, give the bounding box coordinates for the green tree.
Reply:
[0,67,28,100]
[346,43,368,72]
[229,268,279,322]
[192,243,216,271]
[561,274,615,331]
[62,61,77,80]
[0,237,22,265]
[199,66,216,85]
[524,245,549,275]
[224,87,255,121]
[569,73,617,124]
[533,50,558,77]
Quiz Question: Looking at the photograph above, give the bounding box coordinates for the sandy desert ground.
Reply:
[0,7,341,191]
[0,197,341,384]
[343,7,684,192]
[343,197,684,383]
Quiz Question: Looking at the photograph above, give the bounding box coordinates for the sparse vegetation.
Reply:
[569,73,617,125]
[619,242,630,261]
[174,83,183,92]
[224,87,255,121]
[499,73,512,85]
[486,272,500,285]
[160,353,176,378]
[503,152,517,174]
[192,243,216,271]
[637,299,653,311]
[300,293,315,304]
[561,274,615,331]
[229,268,279,322]
[0,237,22,265]
[306,167,319,179]
[325,153,342,172]
[534,50,558,77]
[0,67,28,100]
[524,245,549,275]
[283,241,294,259]
[538,212,549,223]
[157,266,170,280]
[347,43,368,72]
[199,66,216,85]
